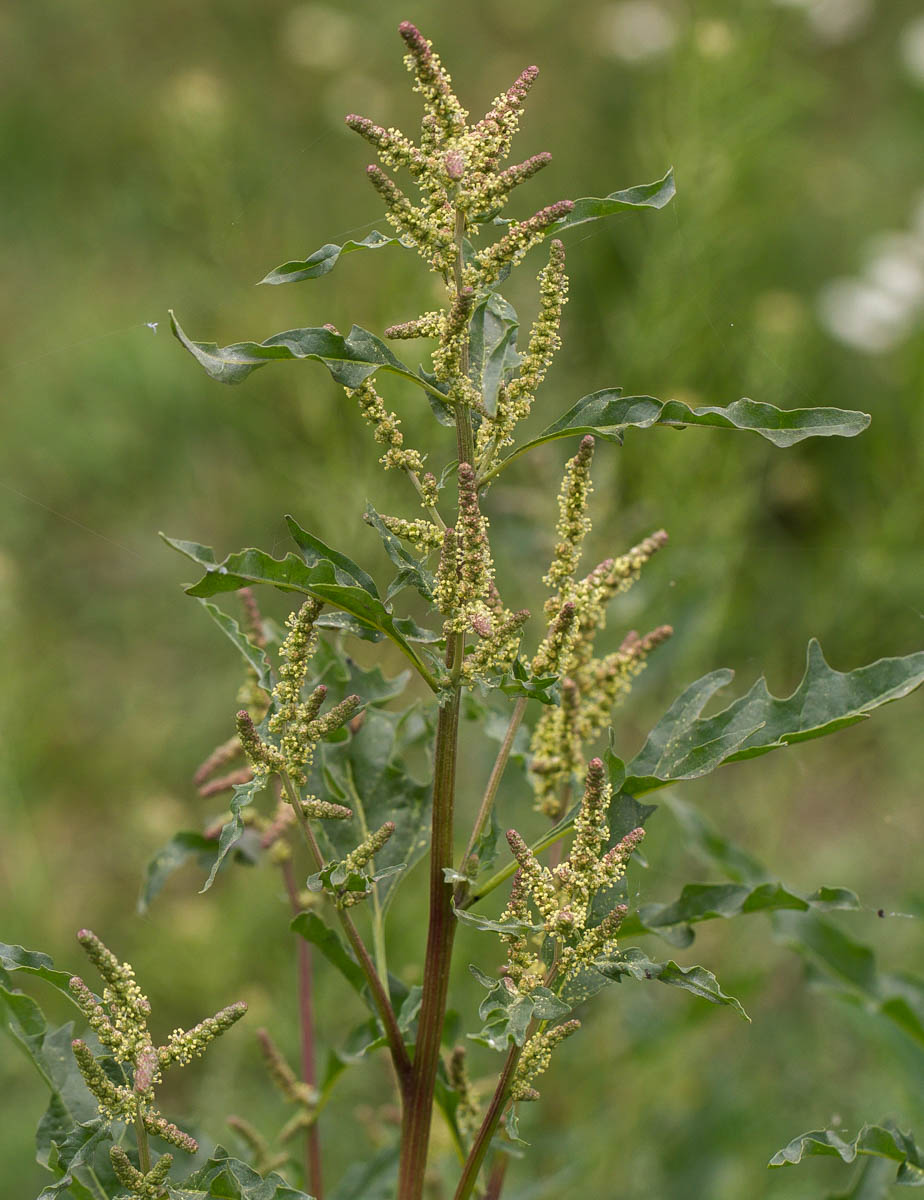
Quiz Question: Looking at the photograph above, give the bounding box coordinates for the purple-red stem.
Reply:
[281,858,323,1200]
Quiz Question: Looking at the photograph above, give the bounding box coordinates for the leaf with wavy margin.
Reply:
[769,1122,924,1186]
[488,391,870,481]
[548,168,676,232]
[259,230,406,285]
[170,309,443,402]
[618,881,861,947]
[170,1145,315,1198]
[590,949,749,1020]
[625,640,924,795]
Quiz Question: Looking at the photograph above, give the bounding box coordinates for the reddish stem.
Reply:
[282,858,323,1200]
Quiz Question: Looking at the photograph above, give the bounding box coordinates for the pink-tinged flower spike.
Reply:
[470,65,541,170]
[158,1001,248,1071]
[398,21,468,142]
[365,164,448,266]
[433,286,475,384]
[474,200,574,287]
[569,758,611,874]
[345,113,425,176]
[193,732,241,786]
[257,1028,317,1106]
[474,151,553,213]
[434,525,461,624]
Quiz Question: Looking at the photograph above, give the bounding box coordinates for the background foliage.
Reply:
[2,1,922,1195]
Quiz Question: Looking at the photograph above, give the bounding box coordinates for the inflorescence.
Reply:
[68,930,246,1192]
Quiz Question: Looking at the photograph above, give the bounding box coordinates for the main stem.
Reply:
[397,205,478,1200]
[397,635,463,1199]
[281,857,323,1199]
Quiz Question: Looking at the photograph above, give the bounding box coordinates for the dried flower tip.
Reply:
[479,151,552,208]
[445,149,465,179]
[345,820,396,872]
[134,1044,159,1093]
[193,733,242,786]
[238,586,267,648]
[198,765,253,798]
[301,797,353,821]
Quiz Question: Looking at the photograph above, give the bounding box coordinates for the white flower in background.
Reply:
[280,3,356,70]
[817,217,924,354]
[900,16,924,85]
[596,1,678,63]
[772,0,873,43]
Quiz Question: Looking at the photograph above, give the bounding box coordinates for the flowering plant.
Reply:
[5,20,923,1200]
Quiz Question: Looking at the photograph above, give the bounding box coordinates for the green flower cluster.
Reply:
[491,760,644,1099]
[529,436,672,816]
[68,930,245,1192]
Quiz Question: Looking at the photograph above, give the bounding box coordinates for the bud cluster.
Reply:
[68,930,245,1171]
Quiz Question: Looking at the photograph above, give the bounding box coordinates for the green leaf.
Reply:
[315,705,433,913]
[468,292,520,416]
[549,168,676,233]
[285,515,380,597]
[291,911,367,998]
[201,776,264,893]
[171,1145,315,1198]
[309,637,411,708]
[0,943,75,998]
[170,309,442,401]
[161,535,441,690]
[468,967,570,1052]
[595,949,750,1020]
[769,1122,924,1186]
[197,599,273,692]
[661,794,768,884]
[37,1118,115,1200]
[259,230,406,285]
[328,1146,399,1200]
[618,880,861,946]
[489,390,871,480]
[625,640,924,794]
[774,912,924,1048]
[362,505,435,603]
[452,904,543,937]
[138,831,221,913]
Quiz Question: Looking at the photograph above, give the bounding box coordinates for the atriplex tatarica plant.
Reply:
[5,20,924,1200]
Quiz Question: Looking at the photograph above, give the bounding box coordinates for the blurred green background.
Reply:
[2,0,922,1195]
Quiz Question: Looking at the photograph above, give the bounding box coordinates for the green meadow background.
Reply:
[2,0,922,1195]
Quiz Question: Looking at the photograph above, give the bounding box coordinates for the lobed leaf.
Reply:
[593,948,750,1020]
[493,390,871,478]
[619,880,861,947]
[259,230,406,285]
[0,944,76,999]
[171,1145,315,1198]
[625,640,924,794]
[769,1122,924,1186]
[161,535,441,688]
[548,168,677,233]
